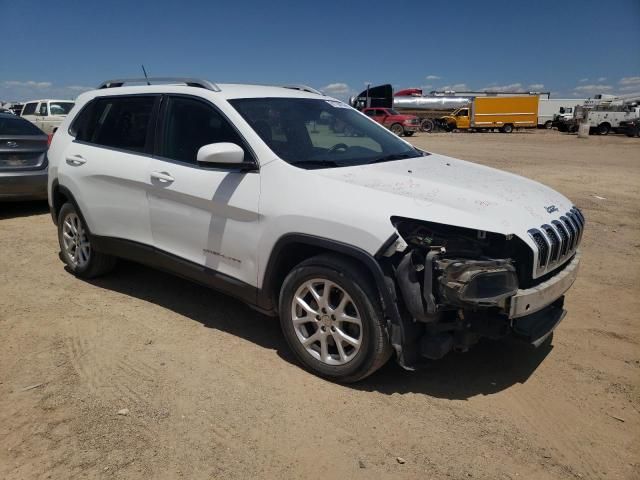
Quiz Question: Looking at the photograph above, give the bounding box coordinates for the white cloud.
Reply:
[573,84,613,94]
[483,82,523,92]
[322,82,350,95]
[440,83,468,91]
[3,80,52,89]
[619,76,640,85]
[426,75,441,80]
[66,85,93,92]
[579,78,589,82]
[528,83,545,90]
[597,77,607,82]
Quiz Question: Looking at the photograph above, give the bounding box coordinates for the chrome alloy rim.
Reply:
[291,278,362,365]
[62,213,90,268]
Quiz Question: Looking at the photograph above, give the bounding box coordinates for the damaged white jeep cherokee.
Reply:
[48,78,584,382]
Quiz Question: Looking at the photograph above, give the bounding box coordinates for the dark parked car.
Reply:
[619,118,640,137]
[0,113,49,200]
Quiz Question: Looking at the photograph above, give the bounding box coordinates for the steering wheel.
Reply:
[327,143,349,154]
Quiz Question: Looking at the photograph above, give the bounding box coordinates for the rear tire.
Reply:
[279,254,392,383]
[501,124,514,133]
[57,202,116,279]
[420,118,434,132]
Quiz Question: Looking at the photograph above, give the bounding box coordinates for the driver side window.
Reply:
[161,96,250,165]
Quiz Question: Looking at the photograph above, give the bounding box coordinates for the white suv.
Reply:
[47,78,584,382]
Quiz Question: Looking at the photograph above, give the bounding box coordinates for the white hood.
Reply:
[315,153,575,238]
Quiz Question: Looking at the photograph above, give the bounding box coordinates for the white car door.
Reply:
[59,95,159,246]
[147,95,260,287]
[35,102,49,133]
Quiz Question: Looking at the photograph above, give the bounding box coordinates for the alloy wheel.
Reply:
[61,212,91,268]
[291,278,362,365]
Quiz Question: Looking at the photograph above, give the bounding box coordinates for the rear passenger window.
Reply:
[84,96,156,152]
[38,103,48,116]
[161,96,249,165]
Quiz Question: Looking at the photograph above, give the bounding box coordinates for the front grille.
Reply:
[528,207,585,277]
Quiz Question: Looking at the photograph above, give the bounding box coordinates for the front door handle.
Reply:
[151,171,174,183]
[66,155,86,166]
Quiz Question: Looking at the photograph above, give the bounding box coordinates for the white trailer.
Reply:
[538,98,584,128]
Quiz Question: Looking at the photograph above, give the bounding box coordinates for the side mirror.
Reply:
[197,142,244,164]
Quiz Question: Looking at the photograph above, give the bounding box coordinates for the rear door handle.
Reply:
[151,171,174,183]
[65,155,86,166]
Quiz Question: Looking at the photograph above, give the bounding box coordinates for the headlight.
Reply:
[436,258,518,307]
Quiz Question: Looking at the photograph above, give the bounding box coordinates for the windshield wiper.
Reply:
[290,160,341,169]
[367,153,415,165]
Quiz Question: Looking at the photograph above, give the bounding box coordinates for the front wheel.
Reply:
[58,202,116,278]
[597,123,610,135]
[544,121,553,129]
[390,123,404,136]
[279,254,392,383]
[420,118,435,132]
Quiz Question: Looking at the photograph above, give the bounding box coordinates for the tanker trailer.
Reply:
[350,85,471,132]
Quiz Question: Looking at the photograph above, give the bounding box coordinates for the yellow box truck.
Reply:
[440,96,539,133]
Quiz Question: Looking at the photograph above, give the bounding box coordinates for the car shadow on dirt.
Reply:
[84,259,552,399]
[84,259,290,356]
[353,337,553,399]
[0,200,49,219]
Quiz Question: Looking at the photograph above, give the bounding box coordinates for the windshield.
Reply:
[0,116,44,135]
[49,102,74,115]
[230,98,424,169]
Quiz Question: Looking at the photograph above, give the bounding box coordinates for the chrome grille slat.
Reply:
[527,207,585,278]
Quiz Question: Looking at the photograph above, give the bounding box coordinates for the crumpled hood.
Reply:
[315,153,574,236]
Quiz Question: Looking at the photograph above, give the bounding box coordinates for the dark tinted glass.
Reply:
[49,102,74,115]
[0,116,44,135]
[230,98,421,169]
[161,96,247,164]
[88,96,155,152]
[21,103,37,115]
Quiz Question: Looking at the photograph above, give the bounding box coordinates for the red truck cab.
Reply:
[362,107,420,137]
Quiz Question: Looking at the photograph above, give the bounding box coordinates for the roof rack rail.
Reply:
[97,77,221,92]
[282,84,324,96]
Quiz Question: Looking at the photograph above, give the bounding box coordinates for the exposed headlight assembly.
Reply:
[435,258,518,308]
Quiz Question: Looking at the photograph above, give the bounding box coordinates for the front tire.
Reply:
[390,123,404,136]
[279,254,392,383]
[597,123,610,135]
[58,202,116,278]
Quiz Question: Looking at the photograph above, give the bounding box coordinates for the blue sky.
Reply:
[1,0,639,102]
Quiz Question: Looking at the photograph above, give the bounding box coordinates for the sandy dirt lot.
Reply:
[1,130,638,479]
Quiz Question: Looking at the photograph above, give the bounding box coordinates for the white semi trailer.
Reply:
[538,98,584,128]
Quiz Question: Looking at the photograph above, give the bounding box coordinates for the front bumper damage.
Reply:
[388,245,580,368]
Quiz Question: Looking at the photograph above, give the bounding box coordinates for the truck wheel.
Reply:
[57,202,116,278]
[544,121,553,129]
[501,124,514,133]
[597,123,610,135]
[390,123,404,136]
[279,254,392,383]
[420,118,434,132]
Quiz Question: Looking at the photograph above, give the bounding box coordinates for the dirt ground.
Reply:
[1,129,638,479]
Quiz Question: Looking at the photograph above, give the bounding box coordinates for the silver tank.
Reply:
[393,95,471,111]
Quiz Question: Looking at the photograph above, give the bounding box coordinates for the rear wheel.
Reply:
[390,123,404,136]
[279,254,392,383]
[501,124,514,133]
[57,202,116,278]
[544,120,553,129]
[420,118,434,132]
